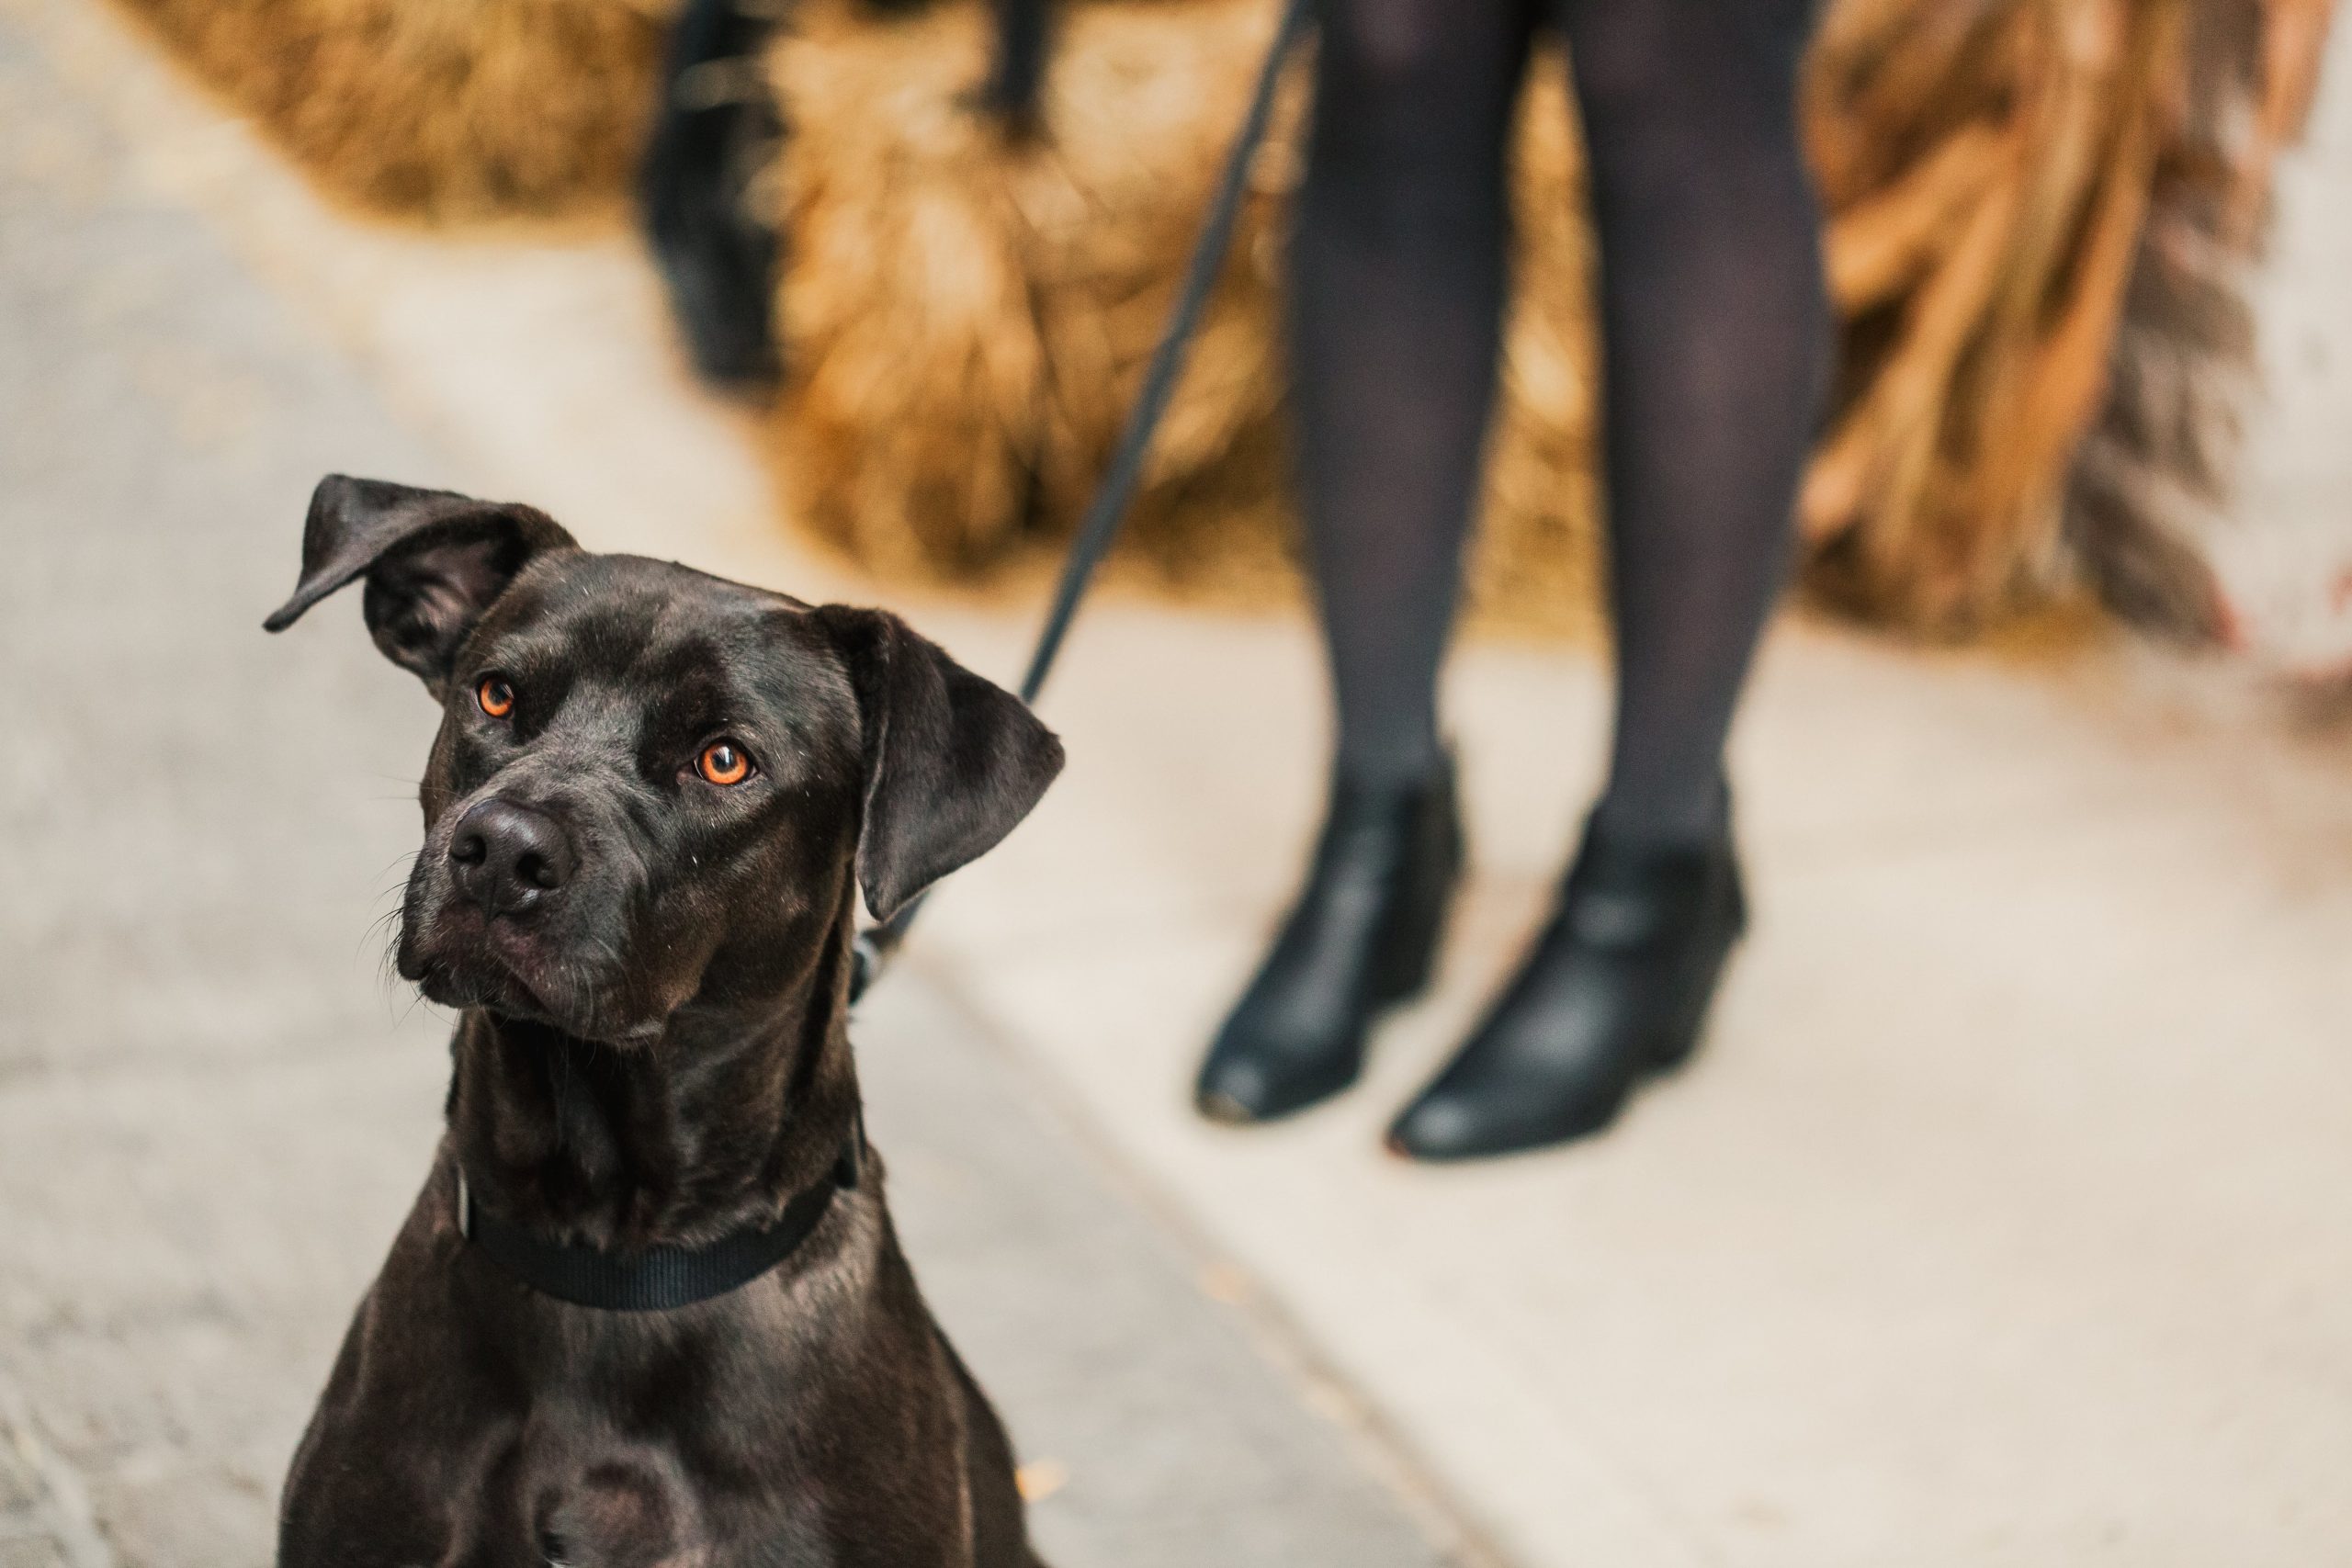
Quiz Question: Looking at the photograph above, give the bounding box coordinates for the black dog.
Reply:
[265,476,1062,1568]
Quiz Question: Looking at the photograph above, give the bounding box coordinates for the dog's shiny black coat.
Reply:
[265,476,1062,1568]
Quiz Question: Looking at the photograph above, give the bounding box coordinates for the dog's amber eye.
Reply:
[476,676,515,718]
[697,740,752,786]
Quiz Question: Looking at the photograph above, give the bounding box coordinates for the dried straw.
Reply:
[107,0,2333,636]
[771,0,2334,637]
[107,0,675,219]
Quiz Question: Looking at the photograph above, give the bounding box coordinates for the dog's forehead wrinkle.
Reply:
[566,579,782,698]
[751,608,863,738]
[485,552,824,705]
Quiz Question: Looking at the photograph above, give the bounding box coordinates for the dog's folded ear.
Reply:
[815,606,1065,923]
[263,475,578,692]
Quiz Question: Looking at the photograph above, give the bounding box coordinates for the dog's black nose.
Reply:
[447,799,574,917]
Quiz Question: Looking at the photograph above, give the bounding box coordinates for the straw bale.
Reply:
[771,0,1603,629]
[110,0,674,218]
[773,0,2335,635]
[109,0,2334,636]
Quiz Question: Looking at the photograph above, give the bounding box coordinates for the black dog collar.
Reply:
[457,1137,862,1313]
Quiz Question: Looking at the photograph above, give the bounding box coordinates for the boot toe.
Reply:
[1195,1028,1357,1124]
[1383,1093,1484,1161]
[1194,1055,1280,1124]
[1385,1079,1627,1162]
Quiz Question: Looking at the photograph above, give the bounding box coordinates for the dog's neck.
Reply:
[443,898,864,1253]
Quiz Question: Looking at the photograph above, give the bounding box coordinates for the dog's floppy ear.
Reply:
[263,475,577,691]
[814,606,1065,922]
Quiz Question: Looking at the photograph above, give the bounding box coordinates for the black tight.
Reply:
[1292,0,1828,846]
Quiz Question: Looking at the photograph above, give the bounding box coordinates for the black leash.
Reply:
[459,1136,862,1311]
[851,0,1311,1003]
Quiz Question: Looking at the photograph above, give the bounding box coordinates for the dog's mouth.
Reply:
[397,897,660,1045]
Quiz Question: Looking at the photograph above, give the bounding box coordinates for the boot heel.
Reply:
[1645,931,1738,1075]
[1370,810,1461,1004]
[1370,910,1444,1004]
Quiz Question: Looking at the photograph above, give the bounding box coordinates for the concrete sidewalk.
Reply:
[6,0,2352,1564]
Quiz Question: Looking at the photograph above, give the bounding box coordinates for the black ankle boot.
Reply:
[1385,812,1745,1161]
[1195,763,1463,1124]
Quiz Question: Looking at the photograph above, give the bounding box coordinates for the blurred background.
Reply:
[3,0,2350,1564]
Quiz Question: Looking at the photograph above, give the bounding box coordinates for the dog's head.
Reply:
[266,476,1062,1044]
